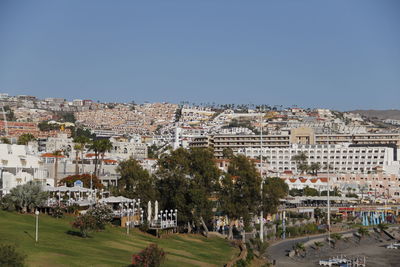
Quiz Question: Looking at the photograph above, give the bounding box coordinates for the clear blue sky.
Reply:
[0,0,399,110]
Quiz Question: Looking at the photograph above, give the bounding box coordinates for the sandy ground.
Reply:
[284,232,400,267]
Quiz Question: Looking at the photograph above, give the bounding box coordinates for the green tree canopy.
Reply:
[3,181,48,213]
[261,177,288,214]
[89,139,113,176]
[116,157,156,204]
[0,244,26,267]
[156,148,220,234]
[304,186,319,196]
[1,137,10,144]
[219,155,261,229]
[17,133,36,145]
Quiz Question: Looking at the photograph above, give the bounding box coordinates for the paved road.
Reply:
[266,230,356,267]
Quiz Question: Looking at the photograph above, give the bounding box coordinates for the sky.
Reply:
[0,0,399,110]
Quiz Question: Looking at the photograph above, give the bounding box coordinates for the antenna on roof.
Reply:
[0,105,8,136]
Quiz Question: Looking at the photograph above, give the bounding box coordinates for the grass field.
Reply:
[0,211,238,266]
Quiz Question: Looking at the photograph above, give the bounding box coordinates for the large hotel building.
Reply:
[190,127,400,157]
[190,127,400,175]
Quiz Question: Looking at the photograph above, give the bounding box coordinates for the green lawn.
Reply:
[0,211,237,266]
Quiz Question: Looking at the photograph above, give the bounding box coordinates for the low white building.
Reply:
[0,144,51,195]
[282,177,329,191]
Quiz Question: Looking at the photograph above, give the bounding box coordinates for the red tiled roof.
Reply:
[103,159,117,163]
[41,153,65,158]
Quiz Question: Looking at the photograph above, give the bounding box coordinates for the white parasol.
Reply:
[147,201,152,222]
[154,200,158,221]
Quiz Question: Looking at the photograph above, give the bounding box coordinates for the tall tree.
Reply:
[97,139,113,176]
[73,143,82,175]
[52,150,63,187]
[156,148,220,235]
[73,136,91,174]
[116,157,156,204]
[309,162,321,175]
[219,154,261,239]
[89,139,113,176]
[292,152,308,174]
[261,177,288,215]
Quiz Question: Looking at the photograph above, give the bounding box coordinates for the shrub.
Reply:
[248,237,268,259]
[0,244,26,267]
[65,204,80,214]
[71,205,113,237]
[72,213,97,238]
[139,221,149,233]
[246,246,254,263]
[2,181,47,213]
[59,174,104,189]
[235,259,247,267]
[130,244,166,267]
[86,204,113,230]
[0,195,16,211]
[50,205,64,218]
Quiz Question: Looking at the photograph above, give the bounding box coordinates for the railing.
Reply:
[150,219,177,229]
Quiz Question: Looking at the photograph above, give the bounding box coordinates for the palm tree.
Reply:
[73,136,90,174]
[292,152,308,174]
[52,150,63,187]
[331,233,342,248]
[7,181,48,213]
[309,162,321,176]
[90,139,113,176]
[89,140,101,176]
[314,241,324,256]
[358,184,368,204]
[73,143,82,175]
[357,227,369,240]
[377,223,388,236]
[293,242,305,257]
[333,186,340,197]
[314,208,326,224]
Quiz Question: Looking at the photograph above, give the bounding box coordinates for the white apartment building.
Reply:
[45,133,74,153]
[384,119,400,126]
[173,126,208,149]
[239,143,400,175]
[0,144,50,195]
[109,137,147,160]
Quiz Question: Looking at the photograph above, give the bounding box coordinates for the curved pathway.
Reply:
[266,230,355,267]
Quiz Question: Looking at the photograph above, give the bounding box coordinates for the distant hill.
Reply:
[348,110,400,120]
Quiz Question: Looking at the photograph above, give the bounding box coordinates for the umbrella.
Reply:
[154,200,159,221]
[147,201,152,222]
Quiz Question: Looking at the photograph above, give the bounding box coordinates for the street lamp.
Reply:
[0,167,4,198]
[174,209,178,227]
[35,210,40,242]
